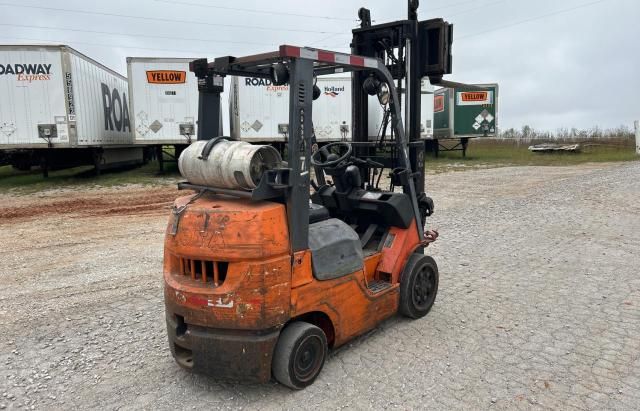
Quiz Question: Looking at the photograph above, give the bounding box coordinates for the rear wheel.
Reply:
[399,254,439,319]
[272,321,327,390]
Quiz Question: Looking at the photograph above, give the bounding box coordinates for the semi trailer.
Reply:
[230,75,436,151]
[229,76,385,152]
[431,83,499,157]
[0,44,143,176]
[127,57,215,171]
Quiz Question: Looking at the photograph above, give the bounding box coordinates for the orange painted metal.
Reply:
[164,193,423,362]
[290,267,399,347]
[164,194,291,331]
[363,253,382,283]
[377,220,421,283]
[166,194,290,260]
[291,250,313,289]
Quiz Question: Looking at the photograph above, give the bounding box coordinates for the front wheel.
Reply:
[399,254,439,319]
[272,322,328,389]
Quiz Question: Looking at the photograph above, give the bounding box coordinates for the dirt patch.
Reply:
[0,185,181,221]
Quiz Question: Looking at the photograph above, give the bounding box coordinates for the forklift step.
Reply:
[367,280,392,293]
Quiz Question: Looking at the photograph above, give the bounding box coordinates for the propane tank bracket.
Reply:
[198,136,235,160]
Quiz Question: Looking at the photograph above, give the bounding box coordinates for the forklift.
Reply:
[164,1,454,389]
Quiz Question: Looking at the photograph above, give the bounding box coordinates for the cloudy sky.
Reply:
[0,0,638,131]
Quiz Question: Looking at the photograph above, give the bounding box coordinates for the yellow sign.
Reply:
[146,70,186,84]
[434,95,445,113]
[460,92,488,102]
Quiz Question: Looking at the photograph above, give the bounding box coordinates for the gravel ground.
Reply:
[0,162,638,410]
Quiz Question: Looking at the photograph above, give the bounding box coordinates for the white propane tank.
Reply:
[178,140,282,190]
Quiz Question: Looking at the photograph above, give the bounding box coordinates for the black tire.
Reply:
[272,321,328,390]
[399,254,439,319]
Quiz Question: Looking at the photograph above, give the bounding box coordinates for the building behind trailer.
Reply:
[0,44,142,174]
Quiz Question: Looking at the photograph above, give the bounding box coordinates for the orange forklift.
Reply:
[164,2,457,389]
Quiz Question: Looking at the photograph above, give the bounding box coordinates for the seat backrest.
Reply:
[308,218,364,281]
[309,202,330,224]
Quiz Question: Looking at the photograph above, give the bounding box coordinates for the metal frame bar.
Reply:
[285,58,313,251]
[202,45,425,246]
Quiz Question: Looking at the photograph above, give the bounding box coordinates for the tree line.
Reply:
[499,125,636,142]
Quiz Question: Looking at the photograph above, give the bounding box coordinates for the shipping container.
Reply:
[127,57,200,145]
[434,83,499,139]
[229,76,383,143]
[0,44,133,149]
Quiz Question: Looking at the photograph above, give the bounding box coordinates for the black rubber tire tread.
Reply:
[272,321,328,390]
[399,253,439,319]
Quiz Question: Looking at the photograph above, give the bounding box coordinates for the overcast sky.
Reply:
[0,0,638,131]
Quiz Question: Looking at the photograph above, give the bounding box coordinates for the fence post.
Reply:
[635,120,640,155]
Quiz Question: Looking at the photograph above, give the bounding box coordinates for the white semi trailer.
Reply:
[127,57,200,146]
[229,75,434,147]
[127,57,202,171]
[229,76,384,151]
[0,44,142,175]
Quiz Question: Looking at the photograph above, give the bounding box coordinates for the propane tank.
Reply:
[178,140,282,190]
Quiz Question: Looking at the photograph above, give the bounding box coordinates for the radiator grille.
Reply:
[176,257,228,286]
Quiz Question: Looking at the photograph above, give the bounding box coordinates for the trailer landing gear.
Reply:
[156,144,188,173]
[427,137,470,158]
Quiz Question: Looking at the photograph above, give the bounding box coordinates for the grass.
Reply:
[0,138,636,193]
[0,160,180,194]
[426,138,638,173]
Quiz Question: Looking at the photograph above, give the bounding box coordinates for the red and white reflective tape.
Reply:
[279,45,379,68]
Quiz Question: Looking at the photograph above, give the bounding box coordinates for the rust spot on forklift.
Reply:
[236,303,253,316]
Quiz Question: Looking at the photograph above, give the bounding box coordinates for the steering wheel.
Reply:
[310,142,352,168]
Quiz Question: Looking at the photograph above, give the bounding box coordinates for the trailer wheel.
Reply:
[399,254,439,319]
[272,321,327,390]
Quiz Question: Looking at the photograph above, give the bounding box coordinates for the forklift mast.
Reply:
[188,0,453,232]
[351,0,452,194]
[189,58,224,141]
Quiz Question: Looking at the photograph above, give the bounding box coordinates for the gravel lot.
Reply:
[0,162,638,410]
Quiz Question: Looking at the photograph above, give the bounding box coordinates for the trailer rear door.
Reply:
[0,46,68,147]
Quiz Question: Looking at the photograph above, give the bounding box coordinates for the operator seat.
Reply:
[309,202,330,223]
[308,218,364,280]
